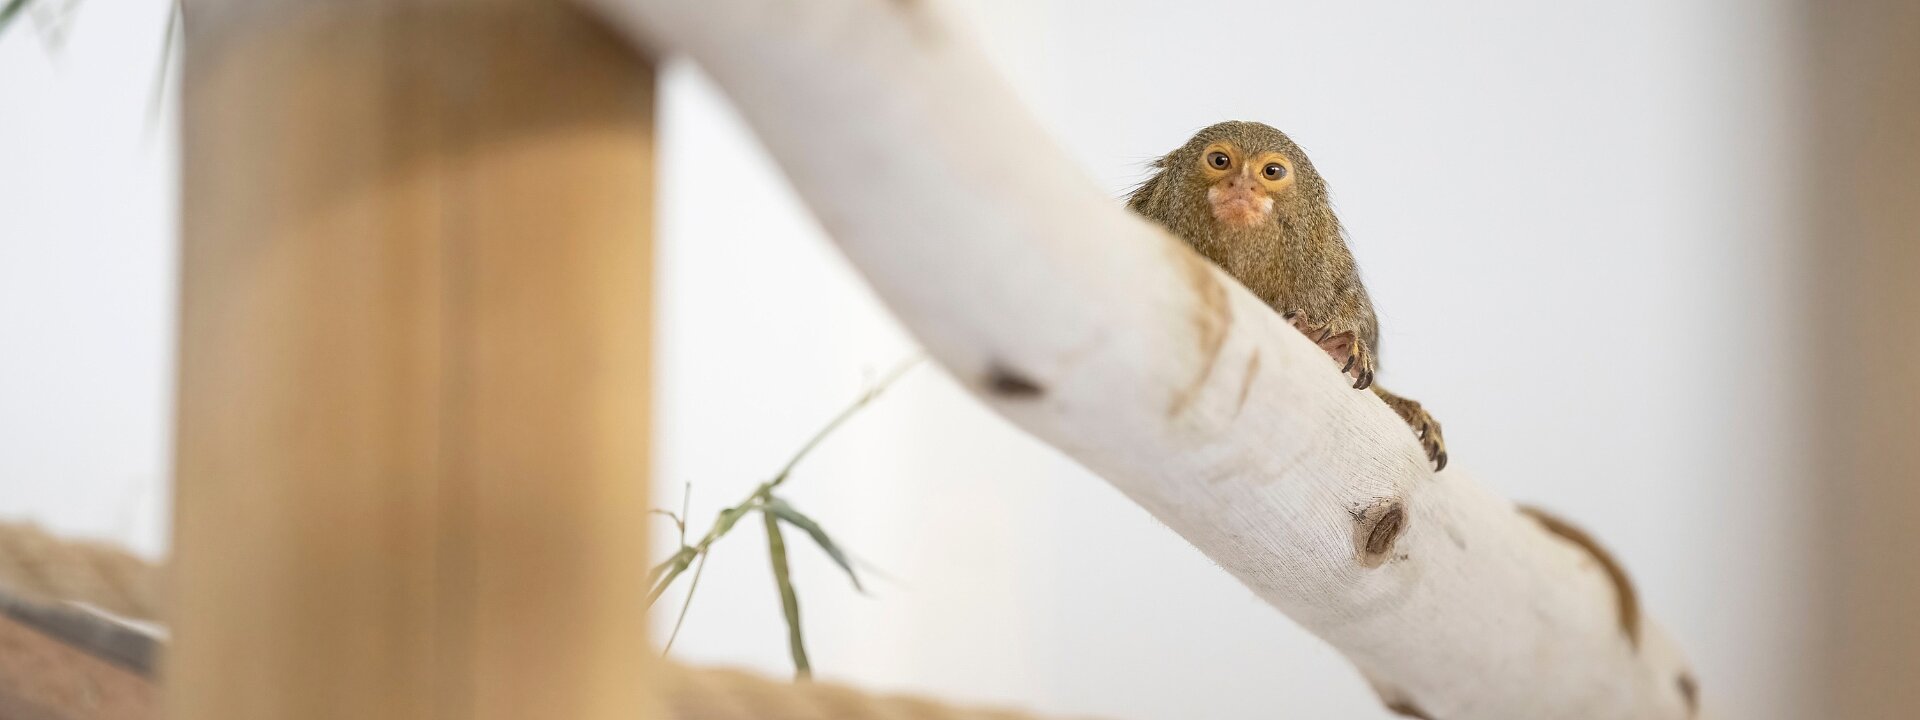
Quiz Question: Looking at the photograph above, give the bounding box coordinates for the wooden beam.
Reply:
[172,2,655,718]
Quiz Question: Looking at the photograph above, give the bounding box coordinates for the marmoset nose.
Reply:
[1222,174,1257,193]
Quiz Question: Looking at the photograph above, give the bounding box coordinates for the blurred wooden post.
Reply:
[1809,2,1920,719]
[172,2,655,718]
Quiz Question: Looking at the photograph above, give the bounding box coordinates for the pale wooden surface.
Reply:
[582,1,1701,717]
[172,2,656,718]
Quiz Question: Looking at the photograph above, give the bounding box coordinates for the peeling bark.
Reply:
[1519,505,1643,648]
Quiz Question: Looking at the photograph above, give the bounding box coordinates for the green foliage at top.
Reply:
[0,0,35,38]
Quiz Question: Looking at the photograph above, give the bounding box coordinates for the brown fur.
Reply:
[1128,121,1447,469]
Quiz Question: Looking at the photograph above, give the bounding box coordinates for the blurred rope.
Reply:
[0,519,163,621]
[657,664,1085,720]
[0,519,1095,720]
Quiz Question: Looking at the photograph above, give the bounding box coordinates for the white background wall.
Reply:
[0,2,1810,718]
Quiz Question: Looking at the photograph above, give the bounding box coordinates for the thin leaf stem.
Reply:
[767,355,921,491]
[145,0,181,124]
[659,549,709,656]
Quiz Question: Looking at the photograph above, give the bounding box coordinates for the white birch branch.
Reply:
[580,1,1702,717]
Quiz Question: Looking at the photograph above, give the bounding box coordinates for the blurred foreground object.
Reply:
[173,1,654,718]
[0,526,1080,720]
[0,522,161,623]
[1809,3,1920,719]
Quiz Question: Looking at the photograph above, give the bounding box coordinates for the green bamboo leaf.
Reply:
[711,502,755,536]
[764,497,864,593]
[764,511,811,680]
[0,0,32,38]
[648,546,695,588]
[646,547,697,608]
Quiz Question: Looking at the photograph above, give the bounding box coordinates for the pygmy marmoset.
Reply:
[1127,121,1447,470]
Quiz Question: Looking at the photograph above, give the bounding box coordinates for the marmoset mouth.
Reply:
[1209,191,1271,226]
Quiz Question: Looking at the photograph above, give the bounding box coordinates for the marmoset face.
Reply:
[1193,140,1296,228]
